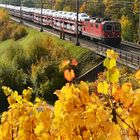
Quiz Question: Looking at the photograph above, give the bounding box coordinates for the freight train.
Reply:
[0,4,121,45]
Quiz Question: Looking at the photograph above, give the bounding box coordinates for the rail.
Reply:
[121,40,140,48]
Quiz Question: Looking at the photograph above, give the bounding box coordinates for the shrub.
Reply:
[11,25,28,40]
[0,8,9,22]
[0,62,30,112]
[29,35,71,102]
[0,30,8,41]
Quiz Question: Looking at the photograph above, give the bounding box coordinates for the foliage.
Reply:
[120,15,135,42]
[0,8,9,22]
[0,50,140,139]
[11,25,28,41]
[0,15,28,41]
[29,35,72,101]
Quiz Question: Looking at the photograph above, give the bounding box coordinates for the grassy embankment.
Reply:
[0,27,102,77]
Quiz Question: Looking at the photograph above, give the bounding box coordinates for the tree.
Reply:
[120,15,135,41]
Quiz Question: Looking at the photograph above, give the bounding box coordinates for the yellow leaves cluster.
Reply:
[52,82,122,139]
[98,50,120,95]
[103,49,120,84]
[2,86,32,106]
[0,87,53,140]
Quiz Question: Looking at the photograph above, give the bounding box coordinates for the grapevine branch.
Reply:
[116,112,140,138]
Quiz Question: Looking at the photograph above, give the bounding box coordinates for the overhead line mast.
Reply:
[76,0,80,46]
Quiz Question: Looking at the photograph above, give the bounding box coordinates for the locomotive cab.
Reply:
[103,22,121,46]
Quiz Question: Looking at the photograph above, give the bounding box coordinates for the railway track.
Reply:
[120,41,140,55]
[11,16,140,70]
[121,40,140,49]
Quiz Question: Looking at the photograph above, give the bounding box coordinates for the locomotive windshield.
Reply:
[104,23,121,32]
[105,24,112,31]
[114,24,121,31]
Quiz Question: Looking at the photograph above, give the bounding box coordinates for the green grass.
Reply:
[52,36,89,59]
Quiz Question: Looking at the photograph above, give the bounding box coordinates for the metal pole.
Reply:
[76,0,80,46]
[51,0,53,9]
[5,0,7,10]
[138,0,140,44]
[40,0,43,32]
[20,0,23,23]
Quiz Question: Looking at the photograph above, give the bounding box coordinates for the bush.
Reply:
[11,25,28,40]
[0,62,30,112]
[0,30,8,41]
[0,8,9,22]
[29,35,71,102]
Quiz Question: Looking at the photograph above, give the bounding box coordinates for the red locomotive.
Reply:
[82,18,121,45]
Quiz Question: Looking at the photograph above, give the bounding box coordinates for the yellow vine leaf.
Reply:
[135,70,140,83]
[34,122,44,136]
[97,81,109,94]
[35,97,42,103]
[59,60,70,70]
[106,68,120,83]
[116,107,123,114]
[7,91,20,105]
[122,82,132,93]
[54,100,62,117]
[103,58,116,70]
[107,124,122,140]
[112,83,118,94]
[39,133,53,140]
[2,86,13,96]
[79,81,89,95]
[61,83,73,100]
[22,87,32,101]
[106,49,119,60]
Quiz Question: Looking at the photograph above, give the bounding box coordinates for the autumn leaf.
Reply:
[122,82,132,93]
[22,87,33,101]
[106,68,120,83]
[135,70,140,80]
[106,49,119,60]
[59,60,70,70]
[64,69,75,82]
[71,59,78,66]
[97,81,109,94]
[103,58,116,70]
[34,122,44,136]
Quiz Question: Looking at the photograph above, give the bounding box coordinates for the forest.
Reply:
[0,0,139,43]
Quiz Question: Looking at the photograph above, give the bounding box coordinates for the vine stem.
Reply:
[116,112,140,139]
